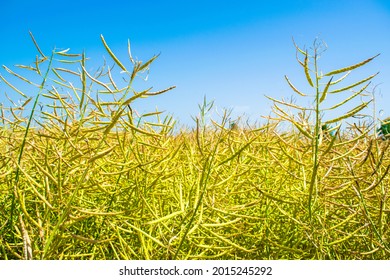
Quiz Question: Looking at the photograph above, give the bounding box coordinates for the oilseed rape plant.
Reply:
[0,34,389,260]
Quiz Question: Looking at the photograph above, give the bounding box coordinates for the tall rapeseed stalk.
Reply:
[267,39,379,220]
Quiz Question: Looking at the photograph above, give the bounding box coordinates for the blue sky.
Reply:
[1,0,389,127]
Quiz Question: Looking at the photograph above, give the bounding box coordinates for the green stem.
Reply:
[308,49,320,221]
[9,51,54,243]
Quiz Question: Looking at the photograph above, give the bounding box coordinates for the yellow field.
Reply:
[0,35,389,259]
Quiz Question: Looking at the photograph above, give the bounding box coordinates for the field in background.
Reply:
[0,35,389,259]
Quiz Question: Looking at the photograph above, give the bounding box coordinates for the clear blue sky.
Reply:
[1,0,389,127]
